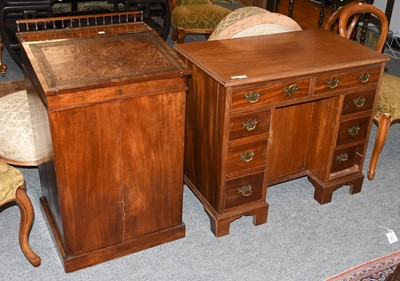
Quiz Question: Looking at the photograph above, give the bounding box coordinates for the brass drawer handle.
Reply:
[283,84,299,97]
[242,119,258,131]
[240,151,255,163]
[237,184,253,197]
[353,97,366,108]
[348,125,361,136]
[336,153,349,163]
[326,78,341,89]
[244,92,261,104]
[359,72,371,83]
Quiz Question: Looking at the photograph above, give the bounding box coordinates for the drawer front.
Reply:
[342,90,376,116]
[229,110,270,141]
[231,79,310,110]
[331,146,359,173]
[224,172,264,210]
[227,140,268,175]
[336,116,371,146]
[314,67,380,95]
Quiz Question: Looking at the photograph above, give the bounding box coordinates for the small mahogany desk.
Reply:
[19,21,190,272]
[174,30,389,237]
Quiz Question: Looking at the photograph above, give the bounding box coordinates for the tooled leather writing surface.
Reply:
[29,32,182,90]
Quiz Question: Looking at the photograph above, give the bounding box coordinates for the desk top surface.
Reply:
[20,23,189,94]
[174,29,389,87]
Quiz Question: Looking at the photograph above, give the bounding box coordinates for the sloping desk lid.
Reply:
[22,29,189,94]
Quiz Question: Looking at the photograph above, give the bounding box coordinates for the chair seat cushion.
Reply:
[375,74,400,120]
[0,90,38,165]
[171,4,231,30]
[0,162,24,203]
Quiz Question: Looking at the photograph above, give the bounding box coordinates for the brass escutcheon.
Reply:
[244,92,261,104]
[237,184,253,197]
[240,151,255,163]
[359,72,371,83]
[326,78,341,89]
[336,153,349,163]
[283,84,299,97]
[242,119,258,131]
[353,97,366,108]
[348,126,361,136]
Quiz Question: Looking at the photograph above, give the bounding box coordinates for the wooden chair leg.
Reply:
[368,113,392,180]
[15,186,41,267]
[0,38,8,77]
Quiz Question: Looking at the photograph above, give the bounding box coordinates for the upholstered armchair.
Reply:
[0,82,40,166]
[324,2,400,180]
[0,161,41,266]
[170,0,231,43]
[209,6,302,41]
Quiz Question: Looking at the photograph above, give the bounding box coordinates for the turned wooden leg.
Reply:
[15,186,41,267]
[368,114,392,180]
[0,38,8,77]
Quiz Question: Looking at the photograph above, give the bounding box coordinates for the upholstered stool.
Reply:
[171,0,231,43]
[368,74,400,180]
[0,162,41,266]
[0,89,39,166]
[209,6,302,41]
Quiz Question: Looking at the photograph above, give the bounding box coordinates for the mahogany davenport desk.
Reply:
[19,21,190,272]
[174,30,389,237]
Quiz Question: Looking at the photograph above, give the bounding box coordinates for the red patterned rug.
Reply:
[325,251,400,281]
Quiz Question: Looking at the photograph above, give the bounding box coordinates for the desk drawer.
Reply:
[336,116,370,146]
[314,67,380,95]
[227,140,268,175]
[229,110,270,141]
[342,91,376,116]
[231,79,310,109]
[331,145,363,173]
[224,172,264,210]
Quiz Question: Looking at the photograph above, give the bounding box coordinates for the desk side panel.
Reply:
[184,63,226,211]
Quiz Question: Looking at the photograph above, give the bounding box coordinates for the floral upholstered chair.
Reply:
[0,161,41,266]
[0,38,7,76]
[208,6,302,41]
[325,2,400,180]
[170,0,231,43]
[0,83,39,166]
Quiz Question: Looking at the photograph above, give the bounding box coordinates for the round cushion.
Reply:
[0,90,38,166]
[209,8,302,41]
[375,74,400,120]
[0,162,24,203]
[171,4,231,30]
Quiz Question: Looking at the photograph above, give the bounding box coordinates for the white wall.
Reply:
[374,0,400,34]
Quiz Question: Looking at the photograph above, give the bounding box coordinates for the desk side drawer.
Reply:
[342,91,376,116]
[224,172,264,210]
[229,110,270,141]
[330,145,363,173]
[231,79,310,109]
[336,116,370,146]
[314,67,380,95]
[227,140,268,175]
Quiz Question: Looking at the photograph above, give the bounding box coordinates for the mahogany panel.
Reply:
[266,102,314,182]
[122,91,186,240]
[49,101,124,256]
[184,64,226,210]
